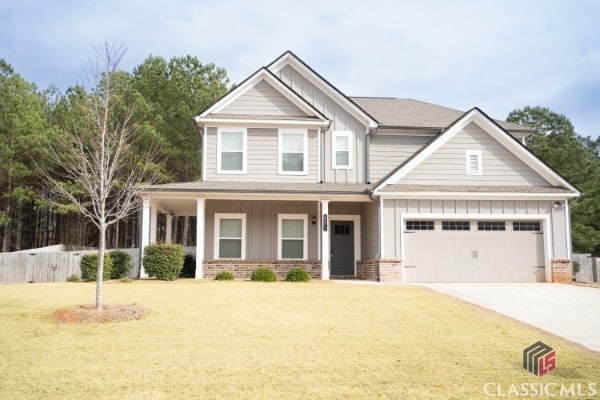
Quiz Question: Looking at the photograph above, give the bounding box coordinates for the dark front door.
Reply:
[331,221,355,276]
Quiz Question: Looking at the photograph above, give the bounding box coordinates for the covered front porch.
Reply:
[138,182,380,280]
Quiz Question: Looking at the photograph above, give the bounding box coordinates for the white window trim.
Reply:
[277,214,308,260]
[217,127,247,174]
[214,213,246,259]
[332,131,353,170]
[465,149,482,175]
[278,129,308,175]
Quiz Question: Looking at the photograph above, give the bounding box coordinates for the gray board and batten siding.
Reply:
[401,122,550,186]
[204,127,319,182]
[275,64,368,184]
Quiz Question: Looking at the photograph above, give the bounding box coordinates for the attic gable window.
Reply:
[279,129,307,175]
[217,128,247,174]
[332,131,352,169]
[465,150,482,175]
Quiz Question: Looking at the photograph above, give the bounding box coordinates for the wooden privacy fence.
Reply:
[0,247,196,284]
[573,253,600,283]
[0,249,141,284]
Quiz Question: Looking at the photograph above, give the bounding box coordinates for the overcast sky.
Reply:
[1,0,599,136]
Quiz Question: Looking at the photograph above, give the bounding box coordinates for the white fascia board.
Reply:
[268,54,378,129]
[196,68,328,122]
[375,191,579,200]
[196,118,330,128]
[139,190,370,202]
[374,109,580,195]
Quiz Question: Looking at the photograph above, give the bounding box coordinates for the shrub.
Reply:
[251,267,277,282]
[286,267,310,282]
[215,271,234,281]
[142,244,184,281]
[66,274,80,282]
[80,253,113,281]
[573,261,581,276]
[179,254,196,278]
[109,250,133,279]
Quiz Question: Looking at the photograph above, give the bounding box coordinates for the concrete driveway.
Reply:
[421,283,600,352]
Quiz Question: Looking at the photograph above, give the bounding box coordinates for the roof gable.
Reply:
[221,79,306,117]
[267,51,378,129]
[373,108,579,195]
[196,67,328,125]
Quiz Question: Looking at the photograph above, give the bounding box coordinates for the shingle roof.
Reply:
[379,184,573,194]
[141,181,372,194]
[350,97,532,132]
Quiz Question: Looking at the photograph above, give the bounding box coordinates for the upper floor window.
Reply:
[332,131,352,169]
[279,129,307,175]
[217,128,246,174]
[465,150,482,175]
[214,213,246,259]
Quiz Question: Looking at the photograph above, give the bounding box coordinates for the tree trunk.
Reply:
[96,223,106,310]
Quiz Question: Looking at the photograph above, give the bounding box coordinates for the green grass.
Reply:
[0,280,598,399]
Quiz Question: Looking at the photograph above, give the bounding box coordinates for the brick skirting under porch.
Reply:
[551,259,573,283]
[203,260,321,280]
[356,260,378,281]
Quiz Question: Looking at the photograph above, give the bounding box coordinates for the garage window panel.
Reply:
[513,221,541,231]
[406,220,434,231]
[477,221,506,231]
[442,221,470,231]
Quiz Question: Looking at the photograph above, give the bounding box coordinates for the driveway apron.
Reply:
[421,283,600,352]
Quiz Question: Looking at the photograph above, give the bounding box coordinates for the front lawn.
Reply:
[0,281,598,399]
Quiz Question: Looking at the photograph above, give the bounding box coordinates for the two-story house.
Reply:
[139,51,579,283]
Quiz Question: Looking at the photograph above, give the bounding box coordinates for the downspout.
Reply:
[365,128,378,184]
[369,189,381,280]
[319,121,332,183]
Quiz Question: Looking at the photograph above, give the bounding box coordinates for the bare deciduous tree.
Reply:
[42,42,160,310]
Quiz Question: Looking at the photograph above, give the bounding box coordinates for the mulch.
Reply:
[53,304,149,323]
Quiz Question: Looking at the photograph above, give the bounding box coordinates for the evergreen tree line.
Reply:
[2,56,599,255]
[0,55,229,252]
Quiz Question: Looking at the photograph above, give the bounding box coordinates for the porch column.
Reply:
[165,214,173,244]
[140,198,150,278]
[149,204,158,244]
[195,198,205,279]
[321,200,330,280]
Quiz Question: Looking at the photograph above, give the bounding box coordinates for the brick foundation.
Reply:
[378,258,403,282]
[203,260,321,280]
[357,260,378,281]
[551,259,573,283]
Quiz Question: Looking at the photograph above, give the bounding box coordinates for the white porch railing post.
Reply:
[140,198,150,278]
[165,214,173,244]
[321,200,330,280]
[196,198,205,279]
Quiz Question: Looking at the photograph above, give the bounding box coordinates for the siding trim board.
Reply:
[397,212,553,282]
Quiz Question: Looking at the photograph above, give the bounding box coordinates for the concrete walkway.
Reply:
[421,283,600,352]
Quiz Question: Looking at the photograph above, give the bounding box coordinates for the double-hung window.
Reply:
[278,214,308,259]
[332,131,352,169]
[279,129,307,175]
[217,128,246,173]
[214,213,246,259]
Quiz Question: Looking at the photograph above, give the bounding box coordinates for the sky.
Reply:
[1,0,599,137]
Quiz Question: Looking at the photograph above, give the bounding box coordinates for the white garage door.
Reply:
[403,220,545,282]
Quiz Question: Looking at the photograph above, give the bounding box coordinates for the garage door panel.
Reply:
[404,220,545,282]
